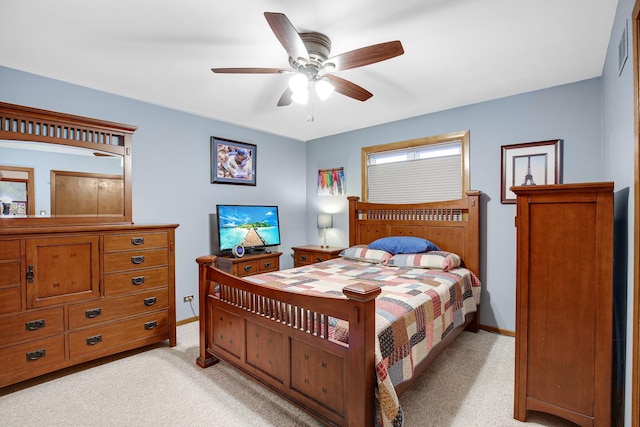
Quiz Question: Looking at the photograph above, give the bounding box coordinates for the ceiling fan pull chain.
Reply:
[307,97,314,122]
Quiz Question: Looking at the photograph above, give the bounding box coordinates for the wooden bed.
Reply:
[196,192,481,426]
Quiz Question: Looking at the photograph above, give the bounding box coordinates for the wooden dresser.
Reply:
[292,245,344,267]
[0,224,178,388]
[512,183,613,426]
[215,251,281,277]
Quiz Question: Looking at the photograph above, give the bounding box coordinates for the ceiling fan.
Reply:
[211,12,404,107]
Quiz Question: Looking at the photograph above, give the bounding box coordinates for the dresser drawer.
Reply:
[0,261,20,286]
[0,335,65,380]
[0,307,64,347]
[104,232,168,253]
[0,239,20,260]
[0,286,21,314]
[103,248,168,273]
[103,267,169,296]
[69,311,169,359]
[69,289,169,329]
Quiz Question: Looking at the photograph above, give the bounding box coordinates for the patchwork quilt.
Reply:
[246,257,481,427]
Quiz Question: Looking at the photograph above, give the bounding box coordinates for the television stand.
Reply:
[214,251,282,277]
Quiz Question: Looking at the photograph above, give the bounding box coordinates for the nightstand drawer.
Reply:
[292,246,344,267]
[294,251,333,265]
[69,290,169,329]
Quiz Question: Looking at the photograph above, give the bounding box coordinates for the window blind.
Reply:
[367,154,462,203]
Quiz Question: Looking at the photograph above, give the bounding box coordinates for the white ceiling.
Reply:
[0,0,618,141]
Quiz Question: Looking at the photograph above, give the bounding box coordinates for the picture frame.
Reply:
[500,139,562,204]
[211,136,256,186]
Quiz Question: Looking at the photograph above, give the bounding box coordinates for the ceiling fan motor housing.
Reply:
[289,32,332,72]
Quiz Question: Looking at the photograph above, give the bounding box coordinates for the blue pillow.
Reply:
[368,236,440,255]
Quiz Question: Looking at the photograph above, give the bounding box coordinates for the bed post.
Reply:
[465,190,481,332]
[342,283,381,426]
[348,196,360,247]
[195,255,220,368]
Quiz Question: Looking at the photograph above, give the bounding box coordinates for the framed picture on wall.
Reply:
[500,139,562,204]
[211,136,256,186]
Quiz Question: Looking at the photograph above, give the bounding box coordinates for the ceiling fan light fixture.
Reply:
[288,73,308,93]
[315,78,334,101]
[291,87,309,105]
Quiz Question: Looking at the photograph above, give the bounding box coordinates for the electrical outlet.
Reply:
[183,295,194,303]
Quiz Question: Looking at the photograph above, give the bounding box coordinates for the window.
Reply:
[362,130,470,203]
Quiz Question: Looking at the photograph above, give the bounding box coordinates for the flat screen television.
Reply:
[215,204,281,253]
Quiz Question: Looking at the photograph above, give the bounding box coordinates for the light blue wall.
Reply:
[307,78,604,333]
[602,0,635,424]
[0,65,307,322]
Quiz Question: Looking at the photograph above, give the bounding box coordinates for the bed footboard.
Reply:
[196,255,381,427]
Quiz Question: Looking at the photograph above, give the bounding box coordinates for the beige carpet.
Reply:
[0,321,576,426]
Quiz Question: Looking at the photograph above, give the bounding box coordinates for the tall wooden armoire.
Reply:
[513,182,614,427]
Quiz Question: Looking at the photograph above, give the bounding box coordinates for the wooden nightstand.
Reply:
[215,251,282,277]
[292,245,345,267]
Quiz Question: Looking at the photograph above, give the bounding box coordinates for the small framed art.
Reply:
[211,136,256,186]
[500,139,562,204]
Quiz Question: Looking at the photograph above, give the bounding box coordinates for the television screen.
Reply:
[216,204,281,252]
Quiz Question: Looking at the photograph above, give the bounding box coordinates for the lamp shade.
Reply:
[317,213,333,229]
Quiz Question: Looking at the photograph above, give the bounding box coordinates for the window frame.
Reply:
[361,130,470,202]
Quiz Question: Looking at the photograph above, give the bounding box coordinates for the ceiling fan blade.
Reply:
[277,88,293,107]
[264,12,309,62]
[211,67,289,74]
[325,75,373,101]
[324,41,404,72]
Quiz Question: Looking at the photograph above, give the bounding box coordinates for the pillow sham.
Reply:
[387,251,462,272]
[368,236,440,255]
[339,245,393,264]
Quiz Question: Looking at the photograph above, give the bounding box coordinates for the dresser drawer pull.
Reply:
[144,321,158,330]
[131,237,145,246]
[27,265,35,283]
[131,276,146,285]
[25,319,45,331]
[26,349,46,361]
[316,257,323,262]
[86,335,103,346]
[300,255,307,261]
[264,262,272,268]
[85,308,102,319]
[131,256,145,265]
[144,297,157,307]
[243,265,253,272]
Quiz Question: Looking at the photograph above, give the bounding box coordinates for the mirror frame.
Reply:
[0,101,136,226]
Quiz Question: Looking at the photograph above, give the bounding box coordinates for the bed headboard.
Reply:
[348,191,481,277]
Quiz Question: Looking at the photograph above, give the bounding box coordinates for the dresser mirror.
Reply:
[0,102,135,226]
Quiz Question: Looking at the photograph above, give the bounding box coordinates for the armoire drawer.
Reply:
[103,249,168,273]
[0,335,65,379]
[104,232,168,252]
[69,311,169,359]
[0,307,64,347]
[103,267,169,296]
[69,289,169,329]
